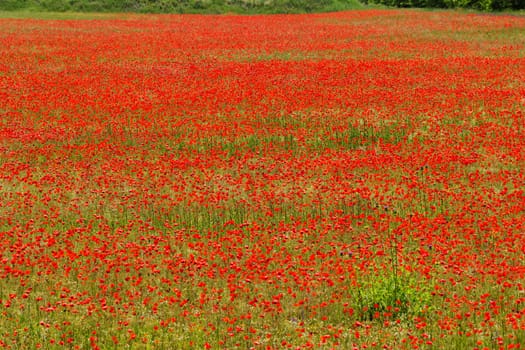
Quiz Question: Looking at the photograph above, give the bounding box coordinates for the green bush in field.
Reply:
[354,273,432,322]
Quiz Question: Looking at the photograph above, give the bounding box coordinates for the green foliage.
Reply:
[0,0,33,10]
[354,273,432,321]
[0,0,364,13]
[2,0,521,12]
[363,0,523,10]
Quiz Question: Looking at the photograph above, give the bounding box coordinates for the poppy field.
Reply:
[1,9,525,349]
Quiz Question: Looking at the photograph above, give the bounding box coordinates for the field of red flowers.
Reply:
[0,9,524,349]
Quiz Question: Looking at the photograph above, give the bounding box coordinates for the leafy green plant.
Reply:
[354,273,432,321]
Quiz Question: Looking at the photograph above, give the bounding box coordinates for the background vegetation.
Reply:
[1,0,521,13]
[362,0,523,11]
[0,0,364,14]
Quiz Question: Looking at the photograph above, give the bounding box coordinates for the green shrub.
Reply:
[353,273,432,321]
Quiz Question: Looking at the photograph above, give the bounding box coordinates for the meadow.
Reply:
[0,9,524,349]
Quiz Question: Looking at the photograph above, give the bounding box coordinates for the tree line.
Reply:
[0,0,522,13]
[0,0,363,13]
[362,0,523,11]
